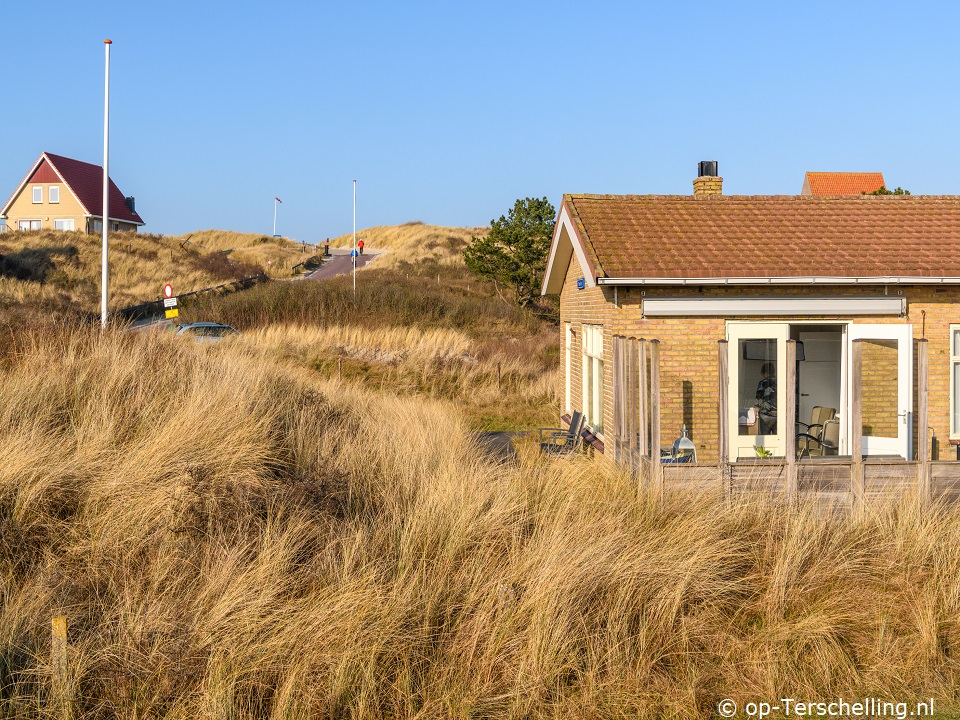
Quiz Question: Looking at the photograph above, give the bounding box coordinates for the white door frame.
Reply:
[847,324,913,459]
[726,320,912,460]
[727,322,790,460]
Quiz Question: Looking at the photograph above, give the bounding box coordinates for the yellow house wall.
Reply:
[5,181,87,231]
[557,268,960,462]
[4,181,139,233]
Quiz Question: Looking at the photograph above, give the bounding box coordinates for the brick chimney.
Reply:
[693,160,723,198]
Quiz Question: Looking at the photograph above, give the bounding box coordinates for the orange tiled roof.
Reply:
[564,193,960,280]
[803,172,886,196]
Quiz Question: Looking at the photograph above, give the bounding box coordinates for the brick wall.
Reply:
[556,266,960,462]
[860,339,899,437]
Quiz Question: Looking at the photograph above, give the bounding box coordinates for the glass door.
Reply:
[847,324,913,459]
[727,322,789,460]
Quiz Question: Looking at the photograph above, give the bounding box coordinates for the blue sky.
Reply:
[3,1,958,240]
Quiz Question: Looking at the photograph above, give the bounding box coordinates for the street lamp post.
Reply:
[353,180,357,299]
[273,196,282,236]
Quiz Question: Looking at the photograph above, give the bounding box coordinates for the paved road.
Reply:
[306,252,378,281]
[474,431,526,464]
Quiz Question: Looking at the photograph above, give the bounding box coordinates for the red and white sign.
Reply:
[163,283,174,299]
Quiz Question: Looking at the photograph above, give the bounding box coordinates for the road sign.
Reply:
[163,283,173,299]
[165,308,179,319]
[163,297,178,308]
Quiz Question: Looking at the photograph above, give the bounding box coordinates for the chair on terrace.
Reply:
[797,406,836,439]
[797,417,840,458]
[539,411,585,457]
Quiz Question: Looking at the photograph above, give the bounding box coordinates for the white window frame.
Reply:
[582,324,604,436]
[54,219,74,231]
[49,185,60,204]
[32,186,42,204]
[952,325,960,440]
[19,219,41,231]
[111,222,120,231]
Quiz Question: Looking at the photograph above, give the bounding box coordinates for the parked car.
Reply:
[175,322,240,342]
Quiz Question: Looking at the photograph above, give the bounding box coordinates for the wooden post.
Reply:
[612,336,622,462]
[638,339,649,488]
[51,616,69,716]
[851,339,864,509]
[917,338,929,506]
[718,340,729,496]
[785,340,798,503]
[623,338,639,476]
[638,339,649,458]
[649,340,662,494]
[338,356,343,382]
[497,361,502,393]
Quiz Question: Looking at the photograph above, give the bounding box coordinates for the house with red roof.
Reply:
[801,171,886,196]
[0,152,144,234]
[542,163,960,469]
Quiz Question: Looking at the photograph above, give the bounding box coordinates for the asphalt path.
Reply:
[306,252,378,280]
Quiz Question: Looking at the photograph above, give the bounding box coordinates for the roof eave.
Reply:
[540,201,599,294]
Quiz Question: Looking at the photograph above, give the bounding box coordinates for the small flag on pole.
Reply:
[275,197,282,203]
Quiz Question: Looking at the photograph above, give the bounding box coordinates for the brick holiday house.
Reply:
[541,164,960,464]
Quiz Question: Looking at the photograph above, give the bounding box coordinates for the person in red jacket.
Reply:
[358,238,365,255]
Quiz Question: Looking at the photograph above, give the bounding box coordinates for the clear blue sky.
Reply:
[3,1,958,240]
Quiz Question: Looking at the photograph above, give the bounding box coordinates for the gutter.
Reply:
[596,276,960,286]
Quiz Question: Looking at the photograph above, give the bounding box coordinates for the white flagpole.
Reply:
[273,198,278,236]
[101,39,112,329]
[353,179,356,299]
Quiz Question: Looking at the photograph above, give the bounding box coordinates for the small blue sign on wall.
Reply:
[577,277,585,290]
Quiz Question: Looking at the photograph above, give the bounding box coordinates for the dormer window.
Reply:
[32,187,42,203]
[49,186,60,204]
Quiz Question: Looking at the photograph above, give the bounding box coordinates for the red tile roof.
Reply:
[563,193,960,281]
[42,153,144,224]
[803,172,886,196]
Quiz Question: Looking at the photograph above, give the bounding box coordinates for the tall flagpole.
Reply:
[273,196,281,236]
[353,179,356,299]
[101,39,112,329]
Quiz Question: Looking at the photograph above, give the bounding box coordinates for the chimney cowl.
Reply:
[693,161,723,198]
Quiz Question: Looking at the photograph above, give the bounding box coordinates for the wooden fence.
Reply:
[609,335,960,506]
[112,272,268,322]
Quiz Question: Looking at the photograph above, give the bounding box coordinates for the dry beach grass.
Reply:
[0,324,958,717]
[0,229,305,322]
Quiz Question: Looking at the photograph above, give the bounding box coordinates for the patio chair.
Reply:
[539,411,585,457]
[797,417,840,458]
[796,406,836,439]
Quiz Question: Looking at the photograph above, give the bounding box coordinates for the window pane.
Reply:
[954,362,960,435]
[738,339,777,436]
[594,358,604,434]
[32,187,42,203]
[49,186,59,203]
[860,339,899,438]
[953,330,960,358]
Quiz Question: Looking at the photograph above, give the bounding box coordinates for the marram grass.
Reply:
[0,324,958,718]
